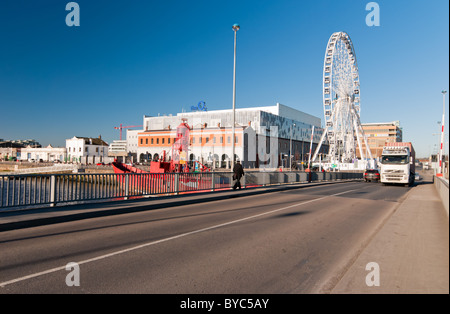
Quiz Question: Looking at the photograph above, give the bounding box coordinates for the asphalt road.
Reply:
[0,181,412,294]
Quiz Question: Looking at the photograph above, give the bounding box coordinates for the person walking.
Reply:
[232,160,244,190]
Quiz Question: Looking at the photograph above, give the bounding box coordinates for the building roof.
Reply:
[71,136,109,146]
[0,141,39,148]
[362,121,400,127]
[175,103,321,128]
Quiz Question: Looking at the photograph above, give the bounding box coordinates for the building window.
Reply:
[213,137,216,144]
[220,137,223,144]
[227,136,231,144]
[96,148,99,152]
[192,137,195,144]
[79,147,81,152]
[140,138,143,145]
[85,148,88,152]
[168,138,171,144]
[156,138,159,144]
[151,138,153,144]
[205,137,209,144]
[146,138,148,145]
[199,137,202,144]
[162,138,165,144]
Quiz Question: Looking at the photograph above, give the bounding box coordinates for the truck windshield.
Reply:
[381,155,408,164]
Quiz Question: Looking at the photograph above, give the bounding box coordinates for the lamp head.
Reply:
[232,24,240,31]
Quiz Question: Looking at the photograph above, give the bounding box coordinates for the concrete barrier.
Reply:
[434,176,449,218]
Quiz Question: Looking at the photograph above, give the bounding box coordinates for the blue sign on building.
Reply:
[191,101,207,112]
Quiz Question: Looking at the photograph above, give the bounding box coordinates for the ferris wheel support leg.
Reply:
[312,126,328,163]
[353,109,374,167]
[357,119,374,163]
[352,111,366,161]
[363,131,374,161]
[364,138,375,168]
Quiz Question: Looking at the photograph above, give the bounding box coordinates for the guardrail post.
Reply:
[50,175,56,207]
[174,173,179,195]
[124,174,129,200]
[211,172,215,191]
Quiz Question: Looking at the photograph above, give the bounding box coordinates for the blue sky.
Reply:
[0,0,448,158]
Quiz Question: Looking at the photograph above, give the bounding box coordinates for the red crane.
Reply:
[113,124,143,140]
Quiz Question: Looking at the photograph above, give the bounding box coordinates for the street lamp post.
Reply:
[432,133,440,174]
[231,24,240,167]
[290,123,296,170]
[438,90,447,176]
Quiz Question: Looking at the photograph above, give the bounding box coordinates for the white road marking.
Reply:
[0,189,357,287]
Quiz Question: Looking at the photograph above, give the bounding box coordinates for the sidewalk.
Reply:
[330,180,449,294]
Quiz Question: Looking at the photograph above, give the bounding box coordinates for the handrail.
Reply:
[0,171,363,210]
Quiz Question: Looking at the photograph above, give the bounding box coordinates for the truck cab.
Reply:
[380,143,415,186]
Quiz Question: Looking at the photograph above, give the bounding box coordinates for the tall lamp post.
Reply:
[231,24,240,167]
[290,123,296,170]
[438,90,447,176]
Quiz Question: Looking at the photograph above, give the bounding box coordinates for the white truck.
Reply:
[380,142,415,186]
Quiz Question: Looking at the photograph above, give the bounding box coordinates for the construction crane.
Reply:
[113,124,143,140]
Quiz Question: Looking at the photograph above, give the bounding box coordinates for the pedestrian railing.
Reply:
[0,171,362,210]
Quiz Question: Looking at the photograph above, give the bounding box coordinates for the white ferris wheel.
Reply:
[313,31,373,164]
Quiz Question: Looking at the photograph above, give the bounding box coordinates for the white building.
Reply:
[66,136,110,164]
[126,129,140,163]
[108,140,128,162]
[20,145,66,162]
[135,103,328,169]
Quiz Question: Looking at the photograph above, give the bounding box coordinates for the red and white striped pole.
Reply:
[438,90,447,177]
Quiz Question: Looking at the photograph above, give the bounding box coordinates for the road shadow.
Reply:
[272,211,311,218]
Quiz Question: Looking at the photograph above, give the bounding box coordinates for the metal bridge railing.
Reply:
[0,171,363,210]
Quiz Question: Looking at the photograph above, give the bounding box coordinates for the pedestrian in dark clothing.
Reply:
[232,160,244,190]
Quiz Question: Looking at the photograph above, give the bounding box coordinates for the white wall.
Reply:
[20,146,66,162]
[66,137,109,163]
[126,129,141,153]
